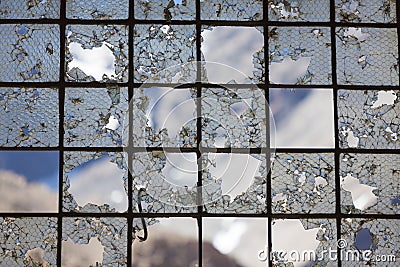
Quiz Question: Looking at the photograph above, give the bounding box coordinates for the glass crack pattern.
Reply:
[0,87,59,147]
[0,0,60,19]
[335,0,397,23]
[268,0,330,22]
[66,0,129,20]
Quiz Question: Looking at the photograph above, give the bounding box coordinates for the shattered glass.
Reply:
[64,87,128,147]
[269,27,332,85]
[200,0,263,21]
[66,0,129,20]
[0,217,58,266]
[0,87,59,147]
[65,25,129,82]
[134,0,196,20]
[0,24,60,82]
[133,24,196,82]
[340,153,399,214]
[0,0,60,19]
[202,153,267,213]
[62,217,127,266]
[271,153,335,214]
[336,28,399,86]
[341,218,399,266]
[335,0,397,23]
[131,87,197,147]
[202,88,267,148]
[63,152,128,213]
[338,90,399,149]
[131,152,198,213]
[272,219,337,266]
[268,0,330,22]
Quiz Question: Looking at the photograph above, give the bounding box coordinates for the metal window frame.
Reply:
[0,0,399,266]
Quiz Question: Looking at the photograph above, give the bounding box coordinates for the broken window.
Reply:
[338,90,399,149]
[269,27,332,85]
[134,24,196,82]
[0,24,60,82]
[64,87,128,147]
[65,25,129,82]
[63,152,128,213]
[340,153,399,214]
[336,28,399,85]
[134,0,196,20]
[0,87,59,147]
[335,0,397,23]
[271,153,336,214]
[0,0,60,19]
[62,217,127,266]
[268,0,330,22]
[341,218,399,266]
[201,0,263,21]
[66,0,129,20]
[0,217,58,266]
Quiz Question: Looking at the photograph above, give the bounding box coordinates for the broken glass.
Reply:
[66,0,129,19]
[203,217,268,267]
[62,217,127,266]
[271,153,335,214]
[131,152,198,213]
[340,153,399,214]
[202,88,267,148]
[336,28,399,86]
[0,0,60,19]
[131,87,197,147]
[65,25,128,82]
[133,24,196,83]
[0,151,58,212]
[0,87,59,147]
[202,153,267,213]
[338,90,399,149]
[132,217,198,266]
[269,27,332,85]
[341,218,399,266]
[269,88,335,148]
[64,87,128,147]
[63,152,128,213]
[335,0,397,23]
[134,0,195,20]
[268,0,330,22]
[0,24,60,82]
[272,219,337,266]
[0,217,58,266]
[201,26,264,84]
[200,0,263,21]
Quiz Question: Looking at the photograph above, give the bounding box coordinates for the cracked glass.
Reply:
[202,153,267,213]
[338,89,399,149]
[62,217,127,266]
[271,153,336,214]
[335,0,397,23]
[201,0,263,21]
[269,26,332,85]
[0,24,60,82]
[65,24,129,82]
[133,24,196,83]
[336,27,399,86]
[66,0,129,20]
[341,218,399,266]
[63,152,128,213]
[64,87,128,147]
[134,0,196,20]
[0,87,59,147]
[340,153,399,214]
[268,0,330,22]
[0,0,60,19]
[0,217,58,266]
